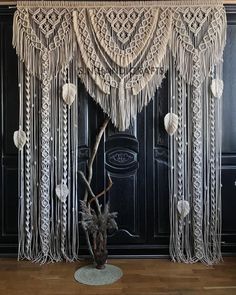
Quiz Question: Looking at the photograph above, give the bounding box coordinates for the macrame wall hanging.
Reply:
[12,0,226,264]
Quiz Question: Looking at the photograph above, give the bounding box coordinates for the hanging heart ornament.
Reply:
[211,79,224,99]
[177,200,190,218]
[62,83,77,106]
[56,183,69,202]
[13,129,26,150]
[164,113,178,135]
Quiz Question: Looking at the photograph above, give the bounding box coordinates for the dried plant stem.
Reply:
[79,171,96,199]
[89,174,113,206]
[79,117,110,259]
[84,117,110,205]
[85,231,94,259]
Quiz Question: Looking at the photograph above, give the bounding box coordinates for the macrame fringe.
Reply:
[77,50,168,131]
[12,8,76,80]
[73,7,172,131]
[17,61,80,264]
[131,8,172,95]
[170,7,227,85]
[169,58,223,266]
[89,8,160,68]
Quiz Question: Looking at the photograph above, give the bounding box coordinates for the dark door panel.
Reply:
[0,8,19,255]
[221,7,236,254]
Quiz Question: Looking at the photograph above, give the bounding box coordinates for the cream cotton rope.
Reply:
[12,0,226,264]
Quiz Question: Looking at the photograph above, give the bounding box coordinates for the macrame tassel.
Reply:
[13,129,26,150]
[164,112,178,135]
[177,200,190,218]
[62,83,77,106]
[211,79,224,99]
[118,78,126,131]
[56,183,69,203]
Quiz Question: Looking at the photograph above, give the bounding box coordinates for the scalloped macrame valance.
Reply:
[13,0,227,264]
[13,0,226,131]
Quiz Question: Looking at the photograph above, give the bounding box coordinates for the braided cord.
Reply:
[192,53,204,260]
[24,69,32,257]
[40,50,51,260]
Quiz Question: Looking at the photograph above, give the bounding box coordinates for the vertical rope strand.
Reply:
[216,61,223,263]
[24,68,32,258]
[17,60,25,260]
[60,68,71,261]
[39,50,51,262]
[71,57,80,260]
[191,53,204,261]
[176,72,185,262]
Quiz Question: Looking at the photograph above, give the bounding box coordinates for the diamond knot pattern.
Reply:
[106,8,145,44]
[31,8,65,38]
[182,7,211,36]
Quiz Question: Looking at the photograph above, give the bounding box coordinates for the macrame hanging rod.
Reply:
[2,0,234,7]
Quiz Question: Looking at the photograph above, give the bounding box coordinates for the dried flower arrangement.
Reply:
[79,118,118,269]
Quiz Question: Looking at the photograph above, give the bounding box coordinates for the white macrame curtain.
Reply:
[12,0,227,264]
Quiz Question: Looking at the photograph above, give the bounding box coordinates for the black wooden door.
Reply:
[90,78,170,256]
[77,78,169,257]
[0,7,19,255]
[0,6,236,257]
[221,5,236,255]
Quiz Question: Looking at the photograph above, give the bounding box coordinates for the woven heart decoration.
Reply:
[177,200,190,218]
[56,183,69,202]
[164,113,178,135]
[62,83,77,106]
[211,79,224,99]
[13,129,26,150]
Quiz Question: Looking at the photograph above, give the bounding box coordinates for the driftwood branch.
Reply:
[79,171,96,198]
[89,174,113,206]
[84,117,110,203]
[78,117,118,264]
[79,170,101,214]
[85,231,94,260]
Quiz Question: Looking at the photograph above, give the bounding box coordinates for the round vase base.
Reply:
[74,264,123,286]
